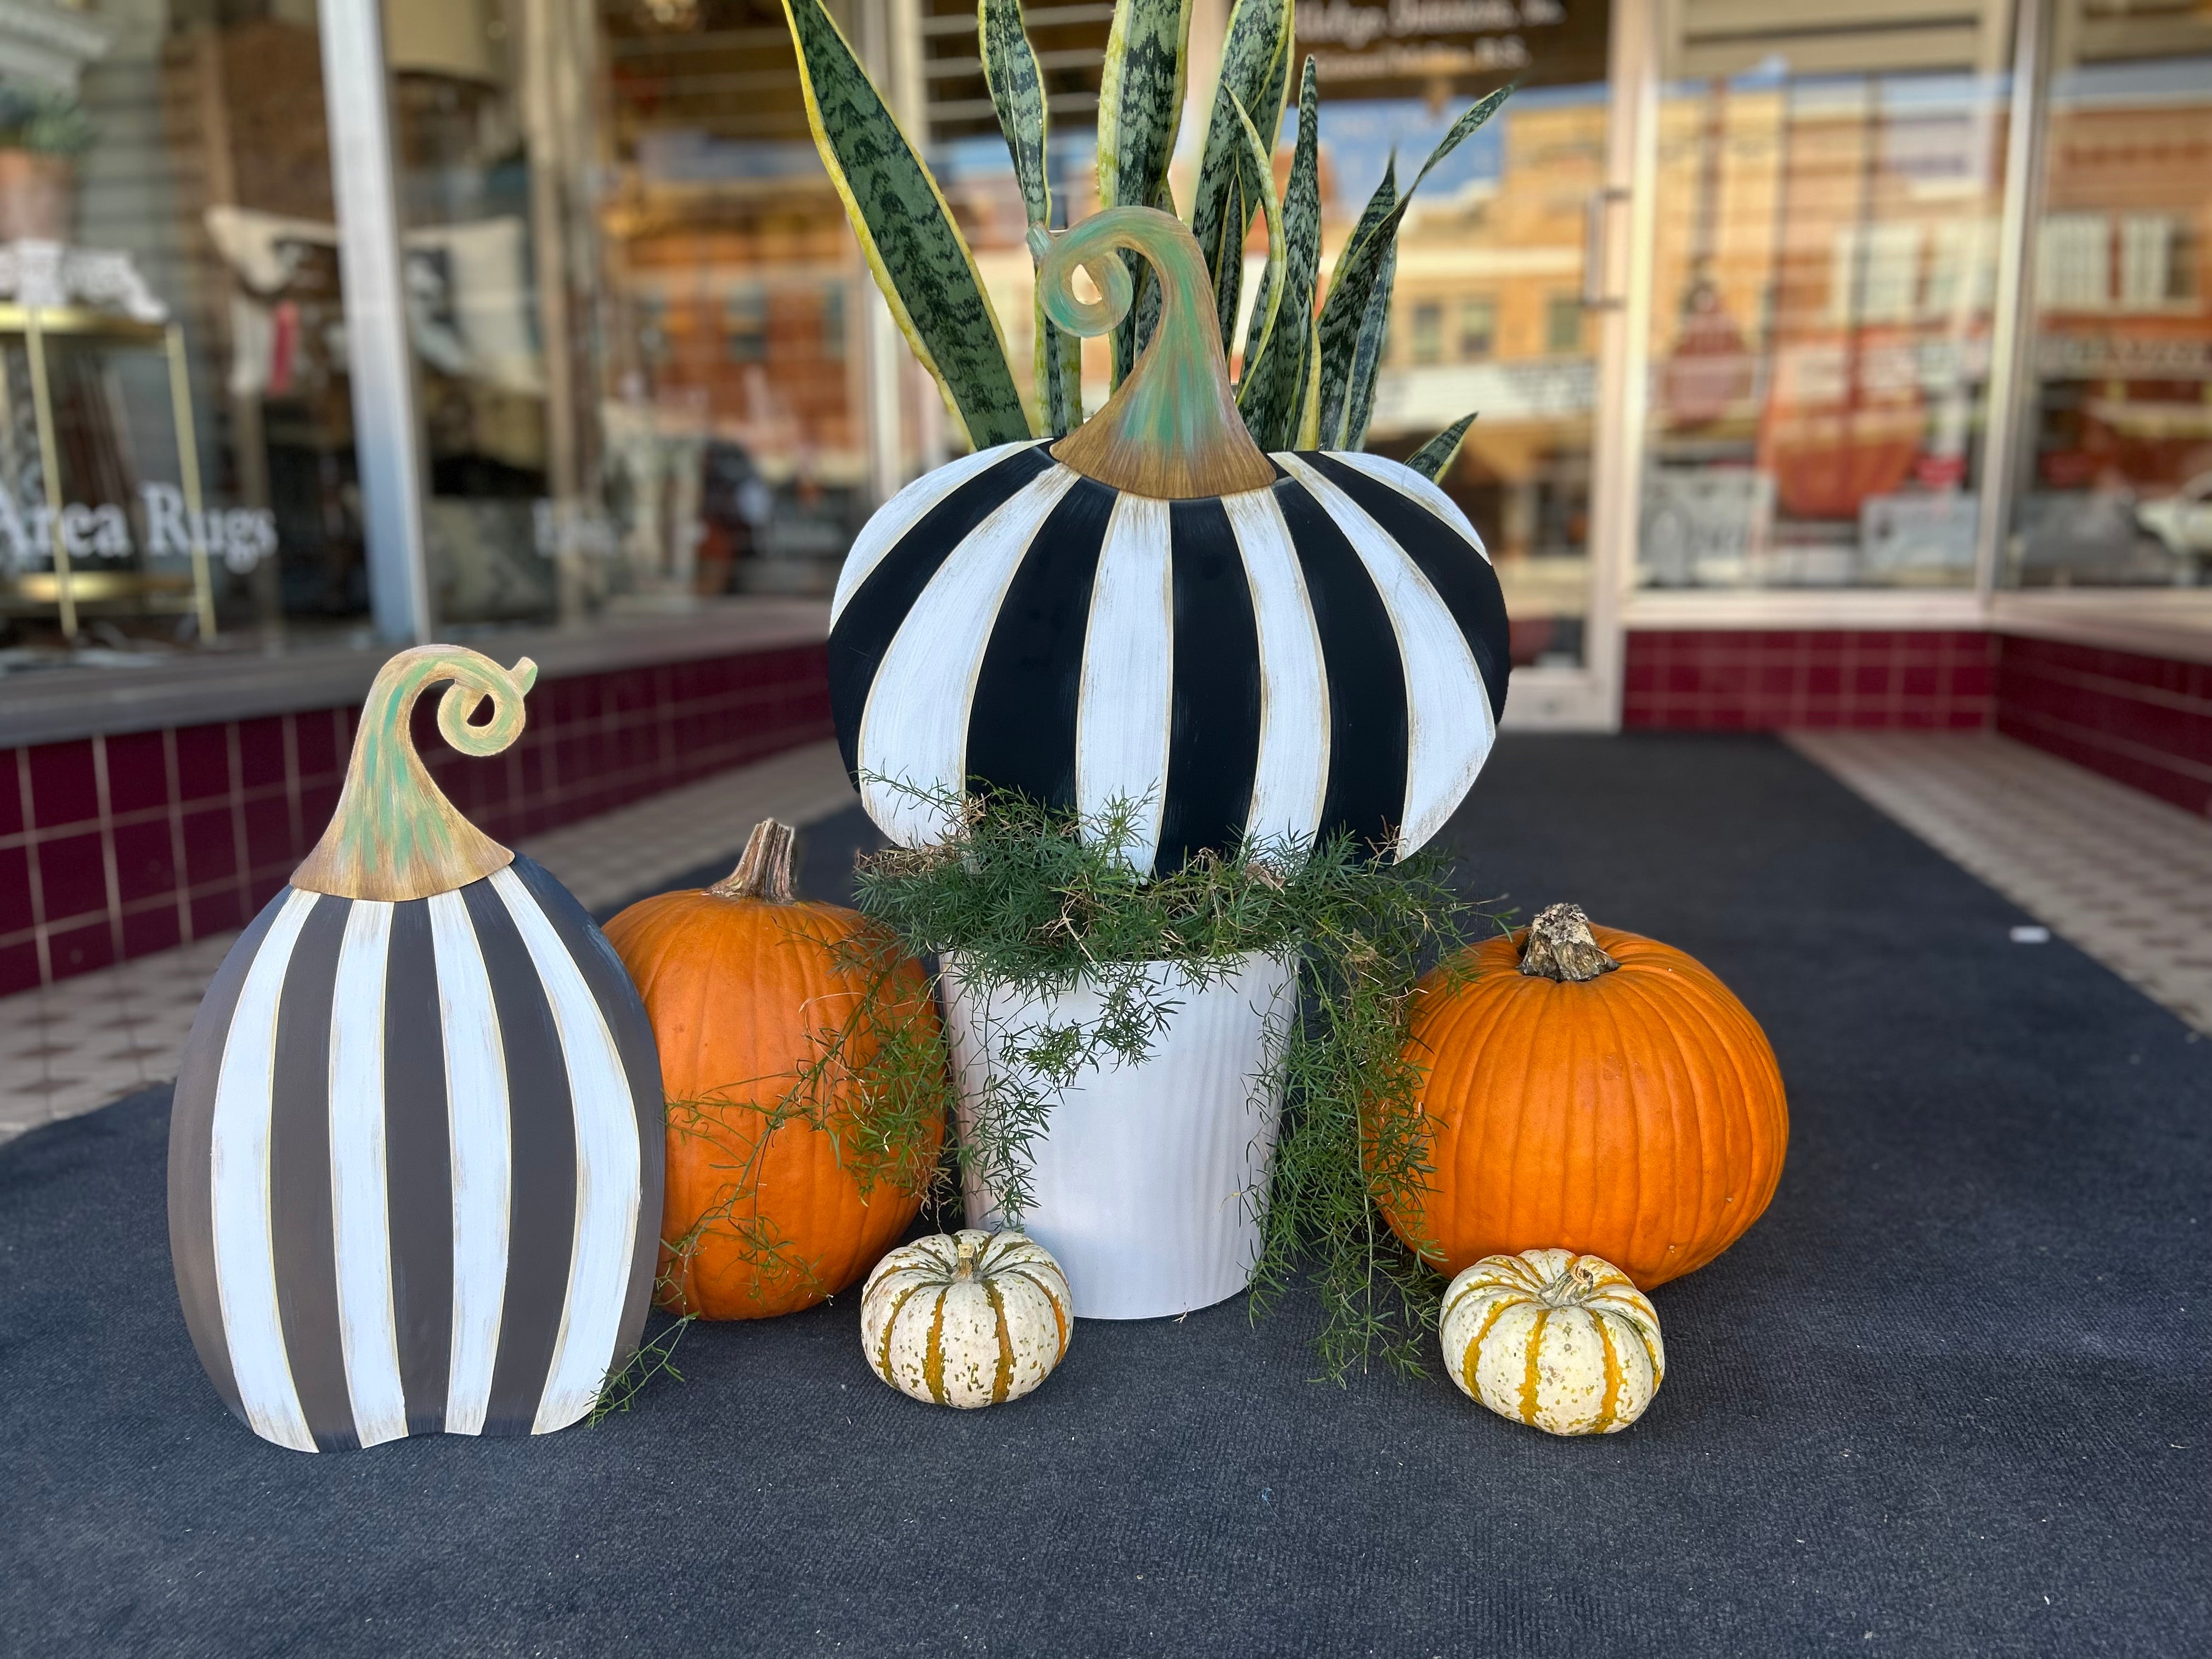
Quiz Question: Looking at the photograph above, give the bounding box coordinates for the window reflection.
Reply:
[2012,2,2212,590]
[1640,21,2012,591]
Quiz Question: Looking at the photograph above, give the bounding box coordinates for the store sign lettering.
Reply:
[1295,0,1565,50]
[0,483,277,574]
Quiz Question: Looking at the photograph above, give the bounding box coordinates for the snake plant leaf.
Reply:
[1187,0,1293,352]
[1240,227,1271,375]
[980,0,1049,229]
[1296,312,1322,449]
[1229,95,1283,380]
[1235,57,1321,453]
[1207,166,1249,370]
[1406,412,1477,482]
[1309,155,1398,442]
[1099,0,1193,382]
[1035,294,1084,437]
[979,0,1073,433]
[1338,230,1395,449]
[1317,85,1512,448]
[783,0,1030,448]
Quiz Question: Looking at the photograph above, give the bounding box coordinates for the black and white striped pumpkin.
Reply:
[826,209,1510,874]
[168,647,664,1452]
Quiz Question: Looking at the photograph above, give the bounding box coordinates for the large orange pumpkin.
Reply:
[1379,903,1786,1290]
[604,819,944,1319]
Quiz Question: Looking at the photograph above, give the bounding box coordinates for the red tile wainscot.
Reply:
[1623,630,1995,731]
[1995,635,2212,817]
[0,642,832,996]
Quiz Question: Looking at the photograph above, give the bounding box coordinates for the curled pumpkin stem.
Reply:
[1031,206,1276,499]
[291,645,537,903]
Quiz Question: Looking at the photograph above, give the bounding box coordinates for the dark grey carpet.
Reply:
[3,735,2205,1657]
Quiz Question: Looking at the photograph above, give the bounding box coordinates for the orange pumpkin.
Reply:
[604,819,944,1319]
[1379,903,1786,1290]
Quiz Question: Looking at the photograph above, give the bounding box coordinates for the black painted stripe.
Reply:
[266,893,358,1453]
[168,887,290,1426]
[1156,496,1262,873]
[462,876,578,1437]
[963,475,1118,812]
[506,854,664,1363]
[1302,453,1512,721]
[827,444,1057,778]
[382,898,452,1436]
[1272,477,1410,854]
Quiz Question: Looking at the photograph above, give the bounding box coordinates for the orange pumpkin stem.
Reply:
[1517,903,1618,983]
[707,819,797,903]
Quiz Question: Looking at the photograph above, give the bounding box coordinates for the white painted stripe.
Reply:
[856,463,1082,847]
[830,441,1042,624]
[489,867,642,1435]
[1278,454,1494,856]
[325,900,408,1447]
[427,889,511,1437]
[1325,449,1493,561]
[207,886,321,1454]
[1075,493,1175,872]
[1222,489,1330,854]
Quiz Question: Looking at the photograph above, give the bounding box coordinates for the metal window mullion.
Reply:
[318,0,432,645]
[1588,0,1663,731]
[1973,0,2052,610]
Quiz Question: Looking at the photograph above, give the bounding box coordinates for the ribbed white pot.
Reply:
[941,952,1299,1321]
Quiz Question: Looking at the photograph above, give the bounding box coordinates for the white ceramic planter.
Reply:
[941,952,1299,1321]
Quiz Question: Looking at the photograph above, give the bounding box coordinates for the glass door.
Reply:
[1316,0,1645,728]
[1631,2,2019,599]
[915,0,1649,728]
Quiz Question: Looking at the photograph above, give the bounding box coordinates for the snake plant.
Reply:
[781,0,1508,480]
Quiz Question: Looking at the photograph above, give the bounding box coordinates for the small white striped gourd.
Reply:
[1441,1249,1666,1436]
[860,1231,1071,1408]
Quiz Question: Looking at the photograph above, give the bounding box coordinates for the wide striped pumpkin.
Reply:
[168,647,664,1452]
[1441,1249,1666,1436]
[827,206,1511,874]
[860,1230,1071,1408]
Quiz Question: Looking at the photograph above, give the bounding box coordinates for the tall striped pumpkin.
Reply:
[827,207,1511,874]
[168,647,664,1452]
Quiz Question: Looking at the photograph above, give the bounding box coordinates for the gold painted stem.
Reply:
[292,646,539,902]
[1033,207,1275,499]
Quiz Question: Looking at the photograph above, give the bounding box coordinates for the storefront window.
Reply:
[918,0,1615,668]
[1311,5,1616,671]
[2008,0,2212,590]
[3,1,364,653]
[366,0,933,625]
[1639,8,2015,592]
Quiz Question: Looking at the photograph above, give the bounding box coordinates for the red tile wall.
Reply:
[1995,635,2212,817]
[0,643,832,997]
[1623,630,1995,730]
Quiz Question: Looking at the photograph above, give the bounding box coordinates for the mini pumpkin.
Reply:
[603,820,943,1319]
[861,1230,1072,1408]
[1378,902,1787,1289]
[826,206,1511,873]
[1442,1249,1665,1436]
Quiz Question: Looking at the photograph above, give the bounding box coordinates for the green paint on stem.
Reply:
[292,646,537,902]
[1035,206,1274,498]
